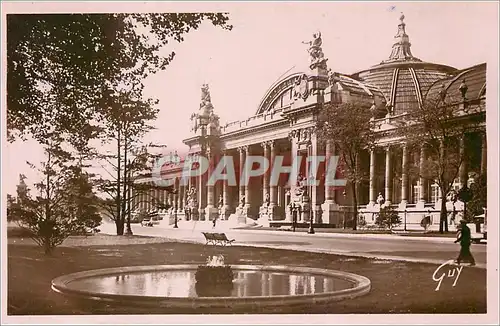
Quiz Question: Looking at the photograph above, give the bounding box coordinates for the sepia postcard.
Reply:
[1,1,498,325]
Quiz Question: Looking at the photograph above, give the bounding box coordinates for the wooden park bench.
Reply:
[202,232,235,246]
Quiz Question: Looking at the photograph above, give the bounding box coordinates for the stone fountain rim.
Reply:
[51,264,371,309]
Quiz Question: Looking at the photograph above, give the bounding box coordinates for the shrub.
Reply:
[375,206,402,230]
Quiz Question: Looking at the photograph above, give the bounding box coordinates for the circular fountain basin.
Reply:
[51,265,371,312]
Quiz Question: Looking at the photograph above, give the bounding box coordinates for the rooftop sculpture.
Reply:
[302,31,328,70]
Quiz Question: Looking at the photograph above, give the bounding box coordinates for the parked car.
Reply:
[467,222,486,243]
[130,215,141,223]
[141,215,160,227]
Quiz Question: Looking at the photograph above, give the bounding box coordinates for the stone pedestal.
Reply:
[220,205,232,220]
[190,208,199,221]
[398,200,408,211]
[312,204,323,223]
[300,202,311,222]
[257,205,271,227]
[416,200,426,210]
[285,205,292,222]
[267,204,277,221]
[205,206,219,221]
[257,216,271,227]
[198,208,206,221]
[321,200,340,225]
[235,205,248,224]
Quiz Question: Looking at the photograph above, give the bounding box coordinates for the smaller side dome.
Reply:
[425,63,486,103]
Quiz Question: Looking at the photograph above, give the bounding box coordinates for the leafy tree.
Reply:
[58,164,102,235]
[7,13,231,236]
[466,173,487,222]
[397,94,484,233]
[7,174,30,222]
[7,13,232,146]
[16,139,102,255]
[91,90,175,235]
[316,102,376,230]
[375,206,402,230]
[6,194,16,222]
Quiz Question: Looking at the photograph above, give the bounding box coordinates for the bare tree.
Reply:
[397,93,485,233]
[316,102,376,230]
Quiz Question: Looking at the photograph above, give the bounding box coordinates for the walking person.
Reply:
[291,203,297,232]
[454,220,476,266]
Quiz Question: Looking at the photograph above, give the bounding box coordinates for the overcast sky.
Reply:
[3,1,498,195]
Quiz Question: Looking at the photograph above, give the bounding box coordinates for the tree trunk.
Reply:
[351,183,358,231]
[116,127,122,235]
[44,239,53,255]
[115,219,124,235]
[439,189,448,233]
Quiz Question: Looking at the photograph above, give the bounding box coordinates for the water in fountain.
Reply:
[195,255,234,297]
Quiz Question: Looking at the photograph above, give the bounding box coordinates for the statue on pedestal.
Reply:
[302,31,328,70]
[264,193,270,207]
[295,173,307,197]
[199,84,214,117]
[218,194,223,209]
[239,195,246,208]
[187,187,198,207]
[190,113,198,133]
[376,192,385,206]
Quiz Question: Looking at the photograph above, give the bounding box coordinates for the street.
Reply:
[99,221,487,268]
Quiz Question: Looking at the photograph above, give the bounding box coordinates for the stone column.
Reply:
[269,141,278,220]
[321,139,340,225]
[418,144,428,207]
[220,150,232,220]
[399,144,409,209]
[438,139,445,203]
[166,189,171,209]
[186,170,192,207]
[459,135,468,187]
[368,148,377,207]
[310,132,322,223]
[174,178,180,214]
[238,146,246,205]
[205,149,219,221]
[481,132,487,175]
[244,145,252,217]
[130,189,135,213]
[179,183,184,212]
[198,159,207,221]
[384,146,393,205]
[259,141,271,224]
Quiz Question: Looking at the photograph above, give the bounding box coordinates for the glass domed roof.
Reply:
[351,13,458,115]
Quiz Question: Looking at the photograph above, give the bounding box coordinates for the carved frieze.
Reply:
[293,74,310,101]
[288,127,316,143]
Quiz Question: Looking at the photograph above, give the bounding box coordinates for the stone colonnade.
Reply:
[132,131,486,227]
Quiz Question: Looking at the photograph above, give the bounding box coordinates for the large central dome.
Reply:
[351,13,457,115]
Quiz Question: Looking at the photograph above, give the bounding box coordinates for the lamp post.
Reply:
[404,209,407,232]
[125,146,149,236]
[457,185,473,221]
[342,189,347,229]
[307,171,315,234]
[125,145,162,236]
[173,206,178,228]
[125,158,133,236]
[173,178,179,229]
[308,204,315,234]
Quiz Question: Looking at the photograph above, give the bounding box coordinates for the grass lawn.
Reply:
[7,233,486,315]
[240,226,459,237]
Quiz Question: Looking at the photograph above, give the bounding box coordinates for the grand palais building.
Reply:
[133,14,487,231]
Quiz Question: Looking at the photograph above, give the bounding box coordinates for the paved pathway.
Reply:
[99,221,487,268]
